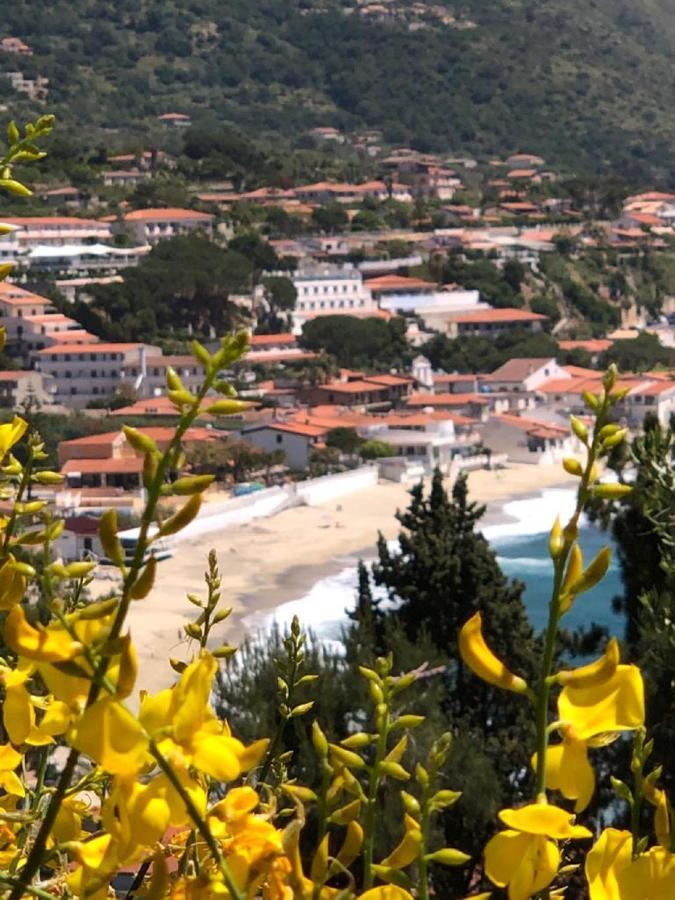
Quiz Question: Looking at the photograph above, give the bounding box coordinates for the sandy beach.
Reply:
[121,464,571,692]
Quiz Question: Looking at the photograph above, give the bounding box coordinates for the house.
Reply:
[58,426,222,495]
[359,409,482,473]
[34,341,161,407]
[291,264,379,331]
[124,354,206,399]
[157,112,192,128]
[506,154,545,169]
[482,358,570,393]
[0,370,56,407]
[557,339,613,364]
[56,516,104,561]
[22,243,148,274]
[0,283,55,344]
[481,413,574,465]
[3,71,48,100]
[0,37,33,55]
[244,333,317,366]
[102,169,150,188]
[116,208,214,245]
[0,216,113,250]
[405,392,491,419]
[366,273,483,325]
[309,126,344,143]
[445,308,548,338]
[42,187,90,210]
[241,421,327,470]
[302,373,413,408]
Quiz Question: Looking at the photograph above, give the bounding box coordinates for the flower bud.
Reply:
[563,457,583,477]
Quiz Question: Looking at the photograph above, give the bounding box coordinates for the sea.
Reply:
[243,488,625,648]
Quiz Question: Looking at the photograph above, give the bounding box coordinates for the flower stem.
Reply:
[148,741,244,900]
[362,703,389,890]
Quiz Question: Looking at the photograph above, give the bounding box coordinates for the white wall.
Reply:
[294,466,378,505]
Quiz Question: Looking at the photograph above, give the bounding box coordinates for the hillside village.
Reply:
[1,60,675,531]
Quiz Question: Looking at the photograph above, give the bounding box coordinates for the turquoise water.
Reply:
[495,525,624,638]
[244,488,626,646]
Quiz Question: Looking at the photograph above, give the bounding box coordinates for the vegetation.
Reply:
[421,329,559,374]
[5,1,675,178]
[300,316,410,370]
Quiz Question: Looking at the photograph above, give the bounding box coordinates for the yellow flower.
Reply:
[69,696,151,777]
[51,795,89,845]
[558,665,644,742]
[484,803,591,900]
[459,612,528,694]
[139,652,267,782]
[0,744,25,797]
[534,726,595,812]
[357,889,414,900]
[379,813,422,869]
[3,604,82,662]
[1,667,71,747]
[585,828,632,900]
[616,845,675,898]
[0,416,27,459]
[0,557,27,611]
[644,784,671,850]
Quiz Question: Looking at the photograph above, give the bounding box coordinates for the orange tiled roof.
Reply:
[406,392,488,407]
[448,309,547,324]
[123,208,213,222]
[365,274,436,292]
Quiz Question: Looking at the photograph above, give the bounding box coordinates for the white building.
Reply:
[0,217,113,252]
[117,208,214,246]
[34,342,161,407]
[291,264,379,332]
[482,358,571,393]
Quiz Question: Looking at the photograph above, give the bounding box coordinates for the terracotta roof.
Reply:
[406,392,488,407]
[123,208,213,222]
[562,365,600,378]
[318,380,390,394]
[62,457,144,475]
[364,374,414,387]
[1,216,109,227]
[157,113,190,120]
[248,333,297,348]
[37,343,145,355]
[365,274,436,292]
[433,373,480,384]
[484,358,557,382]
[493,414,568,436]
[558,339,613,353]
[63,515,100,535]
[507,169,538,178]
[0,283,51,305]
[248,422,327,438]
[448,309,548,325]
[0,370,35,381]
[629,381,675,397]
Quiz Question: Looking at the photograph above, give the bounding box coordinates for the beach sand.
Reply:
[121,463,570,692]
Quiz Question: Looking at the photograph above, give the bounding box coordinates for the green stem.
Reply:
[533,398,610,800]
[11,380,218,898]
[417,784,431,900]
[148,741,244,900]
[362,705,389,890]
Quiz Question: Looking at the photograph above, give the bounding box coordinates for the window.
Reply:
[91,370,97,377]
[276,434,283,445]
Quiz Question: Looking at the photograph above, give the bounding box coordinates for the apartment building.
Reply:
[0,370,56,408]
[445,308,548,338]
[34,341,161,407]
[117,208,214,245]
[291,264,378,331]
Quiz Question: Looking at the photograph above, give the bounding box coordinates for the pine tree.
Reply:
[373,469,536,673]
[373,470,538,781]
[347,560,385,653]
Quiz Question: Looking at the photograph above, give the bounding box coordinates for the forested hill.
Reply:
[3,0,675,180]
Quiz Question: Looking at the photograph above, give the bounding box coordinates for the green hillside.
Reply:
[2,0,675,179]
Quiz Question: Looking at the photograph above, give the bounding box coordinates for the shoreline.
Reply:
[122,464,571,692]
